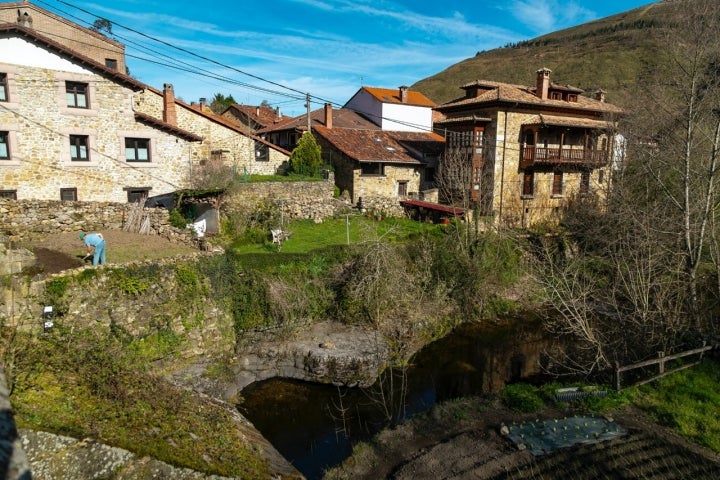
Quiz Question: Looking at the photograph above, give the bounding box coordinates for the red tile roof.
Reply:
[134,112,203,142]
[258,108,380,134]
[358,87,436,107]
[440,80,622,115]
[313,127,444,164]
[225,104,279,128]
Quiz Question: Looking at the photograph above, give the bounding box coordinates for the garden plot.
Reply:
[502,415,626,455]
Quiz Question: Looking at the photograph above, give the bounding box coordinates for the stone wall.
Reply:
[0,199,193,245]
[225,176,360,222]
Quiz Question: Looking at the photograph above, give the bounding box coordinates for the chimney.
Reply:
[163,84,177,125]
[17,9,33,28]
[399,85,409,103]
[536,68,552,100]
[275,106,282,119]
[199,97,207,110]
[595,89,606,103]
[324,103,333,129]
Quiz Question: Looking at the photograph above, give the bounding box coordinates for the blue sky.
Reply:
[38,0,655,116]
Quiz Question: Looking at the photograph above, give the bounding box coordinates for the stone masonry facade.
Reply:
[135,89,288,177]
[0,60,196,202]
[493,110,610,228]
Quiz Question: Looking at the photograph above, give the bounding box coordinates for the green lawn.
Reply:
[230,215,442,255]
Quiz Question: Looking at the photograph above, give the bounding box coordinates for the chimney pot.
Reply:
[595,89,606,103]
[536,67,552,100]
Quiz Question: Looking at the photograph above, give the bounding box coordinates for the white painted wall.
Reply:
[382,103,432,132]
[0,37,92,73]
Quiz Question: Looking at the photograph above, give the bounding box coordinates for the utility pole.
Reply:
[305,93,311,133]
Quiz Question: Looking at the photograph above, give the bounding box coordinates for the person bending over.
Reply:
[79,232,106,266]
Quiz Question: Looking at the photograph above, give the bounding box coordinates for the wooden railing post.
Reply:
[700,340,707,362]
[658,351,665,375]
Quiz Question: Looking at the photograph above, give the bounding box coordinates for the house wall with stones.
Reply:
[135,90,288,178]
[491,110,610,228]
[0,48,197,202]
[0,1,126,73]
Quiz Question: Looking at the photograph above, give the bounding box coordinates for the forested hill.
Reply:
[412,0,687,109]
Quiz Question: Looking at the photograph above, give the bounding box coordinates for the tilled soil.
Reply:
[26,230,198,274]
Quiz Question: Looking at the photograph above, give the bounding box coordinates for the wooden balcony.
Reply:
[521,146,609,169]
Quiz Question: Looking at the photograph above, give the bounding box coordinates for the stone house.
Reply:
[344,85,436,132]
[0,2,290,202]
[313,117,444,207]
[134,85,290,177]
[0,23,204,202]
[221,104,283,135]
[434,68,622,228]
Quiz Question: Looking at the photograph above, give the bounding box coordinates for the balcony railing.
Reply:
[521,146,609,169]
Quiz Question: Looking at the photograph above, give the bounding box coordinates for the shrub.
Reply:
[502,383,544,413]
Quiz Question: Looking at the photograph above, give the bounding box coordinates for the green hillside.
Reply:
[412,0,684,108]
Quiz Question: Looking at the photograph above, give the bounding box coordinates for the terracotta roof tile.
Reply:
[225,104,279,128]
[361,87,436,107]
[440,80,622,115]
[258,108,380,134]
[314,127,444,164]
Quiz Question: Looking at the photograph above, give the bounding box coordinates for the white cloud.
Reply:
[505,0,598,35]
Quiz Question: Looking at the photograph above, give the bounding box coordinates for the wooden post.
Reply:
[699,340,707,362]
[658,351,665,374]
[614,361,621,391]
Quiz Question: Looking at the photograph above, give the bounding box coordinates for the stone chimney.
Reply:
[324,103,333,129]
[163,84,177,125]
[255,106,260,116]
[17,9,33,28]
[595,89,606,103]
[399,85,409,103]
[536,68,552,100]
[199,98,206,110]
[275,106,282,119]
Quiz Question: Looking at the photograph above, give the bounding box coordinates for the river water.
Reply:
[239,317,551,480]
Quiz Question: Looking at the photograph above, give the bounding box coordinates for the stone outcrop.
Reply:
[220,322,389,399]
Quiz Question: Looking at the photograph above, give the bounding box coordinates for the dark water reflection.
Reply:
[239,317,550,480]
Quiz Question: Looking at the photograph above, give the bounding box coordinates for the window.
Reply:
[65,82,89,108]
[360,163,383,175]
[60,188,77,202]
[0,131,8,159]
[552,172,563,196]
[522,171,534,196]
[0,73,7,102]
[69,135,90,161]
[398,181,408,196]
[125,138,150,162]
[580,172,590,194]
[598,169,605,184]
[125,187,150,203]
[255,144,269,162]
[0,190,16,199]
[550,91,562,100]
[105,58,118,70]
